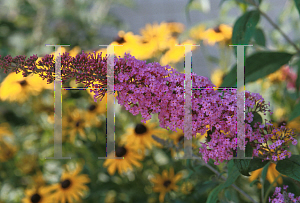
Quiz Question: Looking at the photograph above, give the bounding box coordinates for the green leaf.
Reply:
[250,112,263,128]
[289,102,300,122]
[245,141,253,157]
[233,159,251,176]
[206,160,240,203]
[250,179,260,187]
[221,52,293,87]
[261,162,270,183]
[232,10,260,56]
[294,0,300,18]
[276,155,300,182]
[254,28,266,46]
[248,158,270,172]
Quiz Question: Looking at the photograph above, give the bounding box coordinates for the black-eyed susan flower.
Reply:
[249,163,283,188]
[202,24,232,46]
[180,181,194,195]
[210,68,226,87]
[120,120,167,153]
[160,40,196,66]
[0,140,17,162]
[0,122,13,141]
[150,167,183,203]
[22,186,55,203]
[0,72,44,103]
[103,143,144,175]
[166,22,185,38]
[140,22,174,52]
[64,108,87,144]
[17,154,37,174]
[32,171,46,188]
[189,24,206,40]
[49,164,90,203]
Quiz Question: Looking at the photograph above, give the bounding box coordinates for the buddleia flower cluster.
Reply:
[269,185,300,203]
[0,51,297,165]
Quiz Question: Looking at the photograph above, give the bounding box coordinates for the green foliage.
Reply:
[248,158,270,172]
[289,102,300,122]
[276,155,300,182]
[261,162,270,183]
[294,0,300,18]
[232,10,260,56]
[254,28,266,46]
[221,52,293,87]
[206,160,240,203]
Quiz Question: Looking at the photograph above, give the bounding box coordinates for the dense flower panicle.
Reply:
[269,186,300,203]
[0,52,297,165]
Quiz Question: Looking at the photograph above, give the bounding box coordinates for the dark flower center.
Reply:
[213,26,221,33]
[61,179,71,189]
[19,80,28,86]
[134,124,147,135]
[116,146,127,157]
[178,135,184,143]
[114,36,126,44]
[75,121,81,127]
[88,104,97,112]
[30,193,41,203]
[163,180,172,188]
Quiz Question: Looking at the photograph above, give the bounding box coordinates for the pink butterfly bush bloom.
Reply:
[269,185,300,203]
[0,52,298,165]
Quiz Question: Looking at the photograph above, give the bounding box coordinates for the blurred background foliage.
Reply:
[0,0,300,202]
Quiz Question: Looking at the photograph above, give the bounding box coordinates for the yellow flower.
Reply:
[17,154,37,174]
[49,164,90,203]
[0,140,17,162]
[166,22,185,37]
[150,167,183,203]
[103,143,144,175]
[180,181,194,195]
[0,71,44,103]
[104,190,116,203]
[0,122,13,141]
[120,120,168,153]
[210,69,226,87]
[202,24,232,46]
[22,186,55,203]
[160,40,197,66]
[249,163,283,188]
[63,108,88,144]
[32,171,46,188]
[189,24,206,40]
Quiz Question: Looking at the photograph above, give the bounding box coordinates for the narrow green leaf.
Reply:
[294,0,300,18]
[254,28,266,46]
[232,10,260,56]
[206,160,240,203]
[221,52,293,88]
[276,155,300,182]
[289,102,300,122]
[261,162,270,183]
[250,179,260,187]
